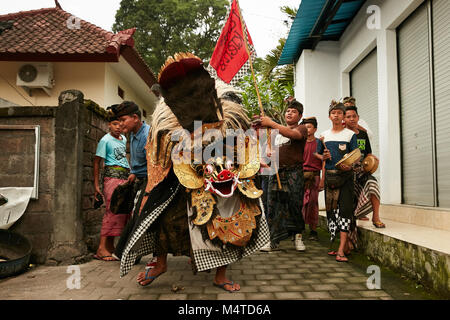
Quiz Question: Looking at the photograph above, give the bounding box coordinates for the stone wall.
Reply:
[81,101,109,252]
[318,214,450,298]
[0,107,57,264]
[357,229,450,298]
[0,91,111,265]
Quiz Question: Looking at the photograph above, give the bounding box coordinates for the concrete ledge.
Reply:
[380,204,450,232]
[319,211,450,298]
[0,106,57,117]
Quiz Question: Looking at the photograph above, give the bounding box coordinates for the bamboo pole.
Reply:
[235,0,282,190]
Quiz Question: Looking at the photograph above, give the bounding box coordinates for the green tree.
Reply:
[238,5,297,124]
[239,74,294,126]
[113,0,228,73]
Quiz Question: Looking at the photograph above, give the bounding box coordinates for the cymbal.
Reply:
[363,154,379,174]
[335,148,361,168]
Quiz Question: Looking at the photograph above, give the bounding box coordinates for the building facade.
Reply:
[0,5,158,121]
[280,0,450,229]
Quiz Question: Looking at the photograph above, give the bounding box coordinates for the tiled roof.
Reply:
[0,6,156,86]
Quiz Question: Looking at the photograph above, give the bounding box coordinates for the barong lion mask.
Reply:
[172,133,261,200]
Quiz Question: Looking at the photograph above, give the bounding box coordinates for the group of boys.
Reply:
[256,96,384,264]
[91,54,384,296]
[92,101,149,262]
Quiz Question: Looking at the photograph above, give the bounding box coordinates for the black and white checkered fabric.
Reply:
[120,190,270,276]
[193,198,270,272]
[327,211,352,242]
[338,216,352,233]
[327,211,339,242]
[119,184,181,278]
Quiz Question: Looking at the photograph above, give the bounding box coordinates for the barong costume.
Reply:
[117,53,270,277]
[316,129,357,242]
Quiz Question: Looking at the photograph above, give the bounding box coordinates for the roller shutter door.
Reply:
[398,3,434,206]
[433,0,450,208]
[350,49,379,179]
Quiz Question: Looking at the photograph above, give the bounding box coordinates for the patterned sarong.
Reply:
[324,170,354,242]
[354,170,380,218]
[100,166,130,237]
[302,173,320,229]
[266,165,305,246]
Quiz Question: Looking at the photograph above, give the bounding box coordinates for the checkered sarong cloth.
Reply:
[120,190,270,276]
[327,211,352,242]
[119,184,181,278]
[192,198,270,272]
[354,173,380,218]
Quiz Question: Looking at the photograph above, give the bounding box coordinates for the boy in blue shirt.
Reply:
[114,101,150,184]
[93,110,131,261]
[316,102,358,262]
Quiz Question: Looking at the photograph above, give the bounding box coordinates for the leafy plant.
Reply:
[113,0,228,73]
[237,5,297,125]
[238,74,293,126]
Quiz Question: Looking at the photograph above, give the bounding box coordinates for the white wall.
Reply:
[294,41,340,136]
[105,57,158,123]
[294,0,427,205]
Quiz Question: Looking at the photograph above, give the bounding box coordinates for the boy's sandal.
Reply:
[373,221,386,228]
[93,254,118,261]
[336,254,348,262]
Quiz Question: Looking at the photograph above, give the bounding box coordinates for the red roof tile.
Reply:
[0,6,156,87]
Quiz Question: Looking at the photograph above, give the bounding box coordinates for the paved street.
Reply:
[0,230,437,300]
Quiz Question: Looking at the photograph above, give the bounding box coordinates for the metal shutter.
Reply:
[398,3,434,206]
[350,49,379,179]
[433,0,450,208]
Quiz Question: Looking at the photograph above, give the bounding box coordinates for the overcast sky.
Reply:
[0,0,301,58]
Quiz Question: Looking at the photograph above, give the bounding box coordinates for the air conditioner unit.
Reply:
[16,62,54,96]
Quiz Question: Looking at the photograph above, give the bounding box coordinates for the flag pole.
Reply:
[235,0,282,190]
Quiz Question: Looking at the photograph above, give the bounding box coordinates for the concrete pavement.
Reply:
[0,231,438,300]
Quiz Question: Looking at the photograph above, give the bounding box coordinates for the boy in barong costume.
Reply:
[115,53,270,292]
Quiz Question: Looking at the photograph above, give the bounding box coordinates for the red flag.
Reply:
[209,0,256,85]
